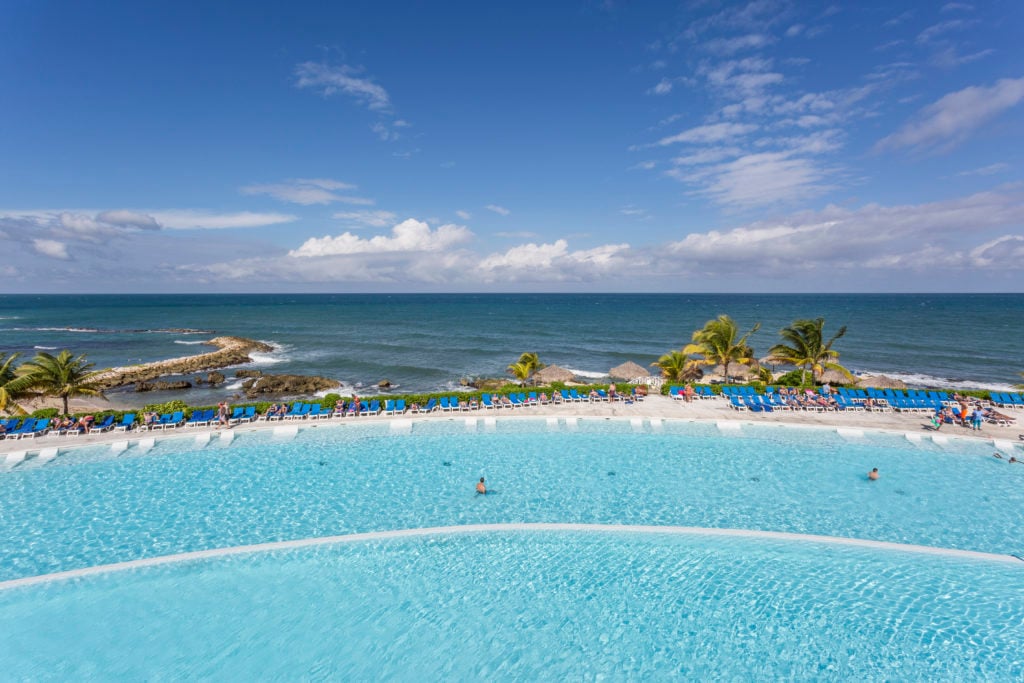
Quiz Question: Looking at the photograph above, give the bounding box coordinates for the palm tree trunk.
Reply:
[723,361,730,382]
[62,394,69,416]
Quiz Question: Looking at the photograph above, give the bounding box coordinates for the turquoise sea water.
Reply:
[0,294,1021,406]
[2,420,1022,581]
[2,532,1022,680]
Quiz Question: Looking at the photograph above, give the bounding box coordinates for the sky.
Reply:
[1,0,1023,293]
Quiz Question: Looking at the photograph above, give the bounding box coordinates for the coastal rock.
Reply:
[235,369,263,378]
[92,336,275,389]
[378,379,391,389]
[243,374,341,397]
[135,380,192,392]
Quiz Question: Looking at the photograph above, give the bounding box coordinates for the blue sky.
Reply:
[2,0,1022,292]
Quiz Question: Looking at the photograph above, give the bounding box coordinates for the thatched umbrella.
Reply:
[609,361,650,381]
[817,369,853,385]
[856,374,907,390]
[532,365,576,384]
[711,363,757,381]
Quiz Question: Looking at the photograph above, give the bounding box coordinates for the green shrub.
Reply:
[142,399,190,414]
[31,407,60,418]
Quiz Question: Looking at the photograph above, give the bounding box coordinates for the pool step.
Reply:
[546,417,559,430]
[391,419,413,433]
[111,441,129,455]
[630,418,644,432]
[904,433,923,444]
[992,439,1017,454]
[931,434,949,446]
[836,427,864,440]
[565,417,578,431]
[4,450,26,467]
[36,447,59,464]
[716,421,742,433]
[137,438,155,453]
[272,425,298,440]
[483,417,496,431]
[194,432,211,447]
[649,418,663,432]
[464,418,477,432]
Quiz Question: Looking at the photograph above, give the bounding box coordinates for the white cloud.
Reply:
[495,231,539,239]
[240,178,370,205]
[916,19,970,44]
[485,204,511,216]
[455,210,472,220]
[332,210,397,227]
[676,150,834,208]
[32,239,70,260]
[664,187,1024,274]
[474,240,632,281]
[877,77,1024,153]
[785,24,804,37]
[294,62,391,111]
[700,57,783,98]
[150,211,297,230]
[703,33,775,55]
[289,218,471,257]
[941,2,973,12]
[648,78,674,95]
[628,160,657,170]
[957,163,1009,177]
[656,122,759,146]
[671,147,742,166]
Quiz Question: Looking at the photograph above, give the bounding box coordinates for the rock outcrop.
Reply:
[135,380,193,392]
[93,337,275,389]
[240,374,340,398]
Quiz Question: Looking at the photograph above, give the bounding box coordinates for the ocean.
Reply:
[0,294,1021,406]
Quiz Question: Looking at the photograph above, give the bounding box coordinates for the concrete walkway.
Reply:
[1,394,1020,458]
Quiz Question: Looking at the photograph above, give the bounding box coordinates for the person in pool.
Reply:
[868,468,879,481]
[476,477,487,495]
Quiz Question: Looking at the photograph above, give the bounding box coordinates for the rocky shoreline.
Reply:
[92,336,276,389]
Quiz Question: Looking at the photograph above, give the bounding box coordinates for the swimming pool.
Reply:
[2,529,1022,680]
[2,419,1022,581]
[1,419,1022,678]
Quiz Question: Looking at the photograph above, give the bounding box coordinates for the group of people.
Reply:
[930,399,1015,431]
[52,414,94,434]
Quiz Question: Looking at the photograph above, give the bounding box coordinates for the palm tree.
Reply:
[682,315,761,382]
[767,318,853,385]
[6,350,105,415]
[507,352,545,384]
[651,350,700,382]
[506,361,533,383]
[0,352,25,414]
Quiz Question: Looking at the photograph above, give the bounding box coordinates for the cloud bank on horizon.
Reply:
[0,0,1021,292]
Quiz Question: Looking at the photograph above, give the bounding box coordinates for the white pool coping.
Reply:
[1,523,1019,591]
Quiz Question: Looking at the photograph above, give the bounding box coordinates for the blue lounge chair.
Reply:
[450,396,461,411]
[394,399,406,414]
[384,400,396,415]
[92,415,116,433]
[481,394,494,409]
[9,418,38,439]
[114,414,136,432]
[509,394,523,408]
[439,397,451,412]
[25,418,51,438]
[423,398,437,413]
[368,400,381,415]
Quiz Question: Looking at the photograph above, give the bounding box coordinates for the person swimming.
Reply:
[868,468,879,481]
[476,477,487,495]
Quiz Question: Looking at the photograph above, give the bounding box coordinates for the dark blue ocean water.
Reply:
[0,294,1021,405]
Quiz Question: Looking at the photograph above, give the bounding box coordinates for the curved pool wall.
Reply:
[2,529,1022,680]
[2,418,1023,582]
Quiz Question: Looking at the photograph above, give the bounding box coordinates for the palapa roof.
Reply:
[609,361,650,381]
[531,364,576,384]
[710,363,757,380]
[816,368,853,385]
[856,374,907,390]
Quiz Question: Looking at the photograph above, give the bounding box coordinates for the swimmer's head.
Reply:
[871,468,878,473]
[480,477,485,483]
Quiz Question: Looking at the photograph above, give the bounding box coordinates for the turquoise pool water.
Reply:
[2,530,1022,680]
[2,419,1023,582]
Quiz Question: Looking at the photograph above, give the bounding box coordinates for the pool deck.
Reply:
[1,394,1021,457]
